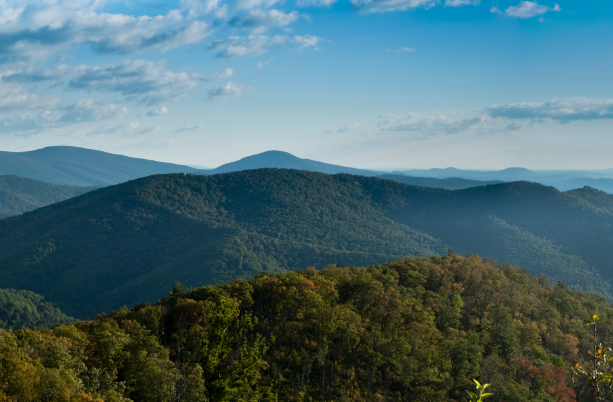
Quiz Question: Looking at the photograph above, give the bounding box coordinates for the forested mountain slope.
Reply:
[0,175,94,218]
[0,288,74,329]
[0,255,608,401]
[1,169,612,318]
[0,146,205,186]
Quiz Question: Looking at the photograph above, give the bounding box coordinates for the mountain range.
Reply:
[0,146,206,186]
[3,146,613,194]
[1,169,612,319]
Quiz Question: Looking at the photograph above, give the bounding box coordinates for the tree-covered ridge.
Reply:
[0,255,610,401]
[0,288,75,329]
[0,175,93,219]
[1,169,613,318]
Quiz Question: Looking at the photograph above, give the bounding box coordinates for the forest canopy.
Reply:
[1,169,613,318]
[0,254,610,401]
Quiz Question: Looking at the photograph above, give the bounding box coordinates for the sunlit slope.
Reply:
[0,288,74,329]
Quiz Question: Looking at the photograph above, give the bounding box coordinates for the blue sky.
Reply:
[0,0,611,169]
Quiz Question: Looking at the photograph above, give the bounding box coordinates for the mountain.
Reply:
[400,167,613,193]
[0,254,603,401]
[1,169,613,318]
[553,178,613,193]
[376,174,503,190]
[0,175,94,219]
[401,167,541,182]
[208,150,381,176]
[0,146,206,186]
[0,288,75,329]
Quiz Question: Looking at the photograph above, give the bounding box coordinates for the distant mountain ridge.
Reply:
[2,169,613,318]
[208,150,381,176]
[0,146,206,186]
[376,174,503,190]
[0,175,94,219]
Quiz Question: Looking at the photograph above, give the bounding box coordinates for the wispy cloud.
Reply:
[208,82,251,100]
[208,35,286,57]
[147,106,169,116]
[350,0,437,14]
[68,60,221,105]
[294,35,323,49]
[175,125,204,132]
[484,98,613,122]
[229,10,299,33]
[445,0,480,6]
[0,98,129,134]
[256,58,274,68]
[0,3,209,63]
[504,1,560,18]
[297,0,340,8]
[87,121,161,137]
[0,84,58,110]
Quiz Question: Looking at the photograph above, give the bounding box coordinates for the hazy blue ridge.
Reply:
[0,146,207,186]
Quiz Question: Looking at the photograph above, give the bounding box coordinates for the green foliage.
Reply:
[2,254,610,401]
[0,288,75,330]
[467,379,493,402]
[0,175,93,219]
[1,169,613,318]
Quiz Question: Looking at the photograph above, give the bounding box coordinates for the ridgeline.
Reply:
[0,169,612,318]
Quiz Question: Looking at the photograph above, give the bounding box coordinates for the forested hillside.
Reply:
[0,175,93,218]
[1,169,612,318]
[0,255,608,401]
[0,288,74,329]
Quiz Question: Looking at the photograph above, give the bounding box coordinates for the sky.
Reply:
[0,0,611,169]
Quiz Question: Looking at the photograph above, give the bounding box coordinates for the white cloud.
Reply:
[293,35,323,49]
[377,113,502,137]
[87,121,160,137]
[147,106,169,116]
[229,10,299,33]
[505,1,560,18]
[0,98,129,134]
[175,125,204,132]
[296,0,339,8]
[0,84,58,110]
[256,58,274,68]
[208,82,251,100]
[235,0,282,10]
[396,46,415,52]
[327,123,361,133]
[484,98,613,122]
[203,68,234,80]
[69,60,206,105]
[58,99,129,123]
[0,3,210,62]
[350,0,437,14]
[208,35,286,57]
[445,0,480,6]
